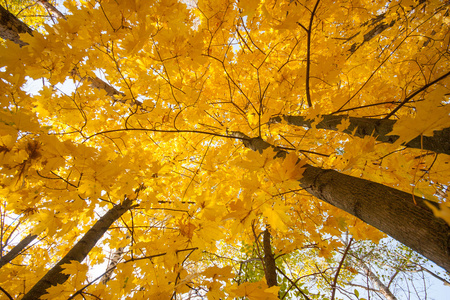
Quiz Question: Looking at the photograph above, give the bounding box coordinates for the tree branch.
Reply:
[0,286,13,300]
[384,70,450,119]
[36,0,66,20]
[305,0,320,108]
[331,238,353,300]
[21,198,134,300]
[0,234,38,269]
[269,114,450,155]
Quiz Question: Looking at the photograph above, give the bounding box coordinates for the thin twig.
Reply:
[384,70,450,119]
[276,267,312,300]
[0,286,13,300]
[331,238,353,300]
[305,0,321,108]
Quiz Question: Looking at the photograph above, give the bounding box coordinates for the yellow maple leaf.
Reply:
[60,260,89,277]
[388,87,450,145]
[238,0,261,18]
[267,152,305,191]
[231,281,279,300]
[178,219,197,239]
[336,117,351,132]
[426,202,450,226]
[241,148,277,171]
[40,283,72,300]
[262,201,291,231]
[202,265,234,279]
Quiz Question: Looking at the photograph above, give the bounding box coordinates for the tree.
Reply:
[0,0,449,299]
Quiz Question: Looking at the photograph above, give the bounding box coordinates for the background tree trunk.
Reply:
[0,234,38,269]
[356,259,398,300]
[21,198,133,300]
[263,229,277,287]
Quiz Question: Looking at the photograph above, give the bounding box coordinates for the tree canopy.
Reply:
[0,0,449,299]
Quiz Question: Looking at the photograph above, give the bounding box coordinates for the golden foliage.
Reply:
[0,0,449,298]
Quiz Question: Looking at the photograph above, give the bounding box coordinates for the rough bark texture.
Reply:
[0,5,32,46]
[21,199,133,300]
[270,115,450,155]
[232,132,450,273]
[263,229,277,287]
[300,165,450,273]
[0,234,38,268]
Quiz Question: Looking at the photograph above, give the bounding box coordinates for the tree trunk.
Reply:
[0,5,32,46]
[0,234,38,269]
[299,163,450,275]
[101,239,127,284]
[356,260,397,300]
[233,132,450,273]
[263,229,277,287]
[21,198,133,300]
[270,115,450,155]
[36,0,66,20]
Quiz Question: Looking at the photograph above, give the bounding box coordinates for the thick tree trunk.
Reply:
[0,5,32,46]
[270,115,450,155]
[0,234,38,268]
[21,198,133,300]
[299,165,450,271]
[233,132,450,273]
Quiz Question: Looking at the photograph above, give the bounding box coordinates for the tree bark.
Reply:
[356,260,397,300]
[349,17,396,53]
[101,244,126,284]
[0,5,33,46]
[0,234,38,268]
[263,229,277,287]
[232,132,450,273]
[270,115,450,155]
[21,198,133,300]
[36,0,66,20]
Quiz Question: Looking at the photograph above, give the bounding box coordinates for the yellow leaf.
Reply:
[241,148,277,171]
[426,202,450,226]
[41,284,72,300]
[231,281,279,300]
[202,266,234,279]
[388,87,450,145]
[238,0,261,18]
[60,261,89,277]
[262,201,291,231]
[336,117,351,132]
